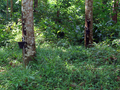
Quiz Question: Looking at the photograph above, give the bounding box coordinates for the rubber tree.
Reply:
[6,0,8,19]
[112,0,119,23]
[11,0,13,17]
[34,0,38,12]
[21,0,36,66]
[56,0,61,23]
[84,0,93,47]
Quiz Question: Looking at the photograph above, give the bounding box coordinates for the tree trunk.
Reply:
[56,0,61,23]
[11,0,13,17]
[112,0,118,24]
[21,0,36,66]
[34,0,38,12]
[84,0,93,47]
[56,10,61,23]
[6,0,8,19]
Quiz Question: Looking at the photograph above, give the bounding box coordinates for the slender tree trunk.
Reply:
[112,0,118,23]
[21,0,36,66]
[56,0,61,23]
[6,0,8,19]
[34,0,38,12]
[84,0,93,47]
[56,10,61,23]
[11,0,13,17]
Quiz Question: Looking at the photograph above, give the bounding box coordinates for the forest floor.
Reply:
[0,30,120,90]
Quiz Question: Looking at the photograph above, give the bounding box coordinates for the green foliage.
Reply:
[92,1,120,42]
[112,39,120,49]
[34,0,85,45]
[0,0,7,22]
[34,0,120,45]
[0,42,120,89]
[0,25,11,46]
[0,0,21,23]
[0,0,120,89]
[1,0,120,45]
[0,22,20,47]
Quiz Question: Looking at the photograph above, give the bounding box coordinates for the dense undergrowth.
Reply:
[0,28,120,89]
[0,0,120,89]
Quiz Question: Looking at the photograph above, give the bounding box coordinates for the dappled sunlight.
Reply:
[1,41,120,89]
[14,33,22,42]
[0,47,5,54]
[0,66,5,73]
[48,0,56,4]
[0,0,120,89]
[65,61,78,71]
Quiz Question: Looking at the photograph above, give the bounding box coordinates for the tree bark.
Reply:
[84,0,93,47]
[112,0,118,24]
[55,0,61,23]
[6,0,8,19]
[11,0,13,17]
[34,0,38,12]
[22,0,36,66]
